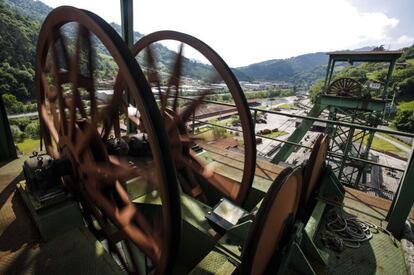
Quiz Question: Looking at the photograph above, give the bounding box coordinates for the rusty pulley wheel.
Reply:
[239,167,302,274]
[35,6,180,274]
[303,134,329,205]
[326,77,365,98]
[129,30,256,207]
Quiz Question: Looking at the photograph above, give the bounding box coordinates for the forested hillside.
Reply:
[0,1,38,100]
[0,0,216,115]
[236,52,329,85]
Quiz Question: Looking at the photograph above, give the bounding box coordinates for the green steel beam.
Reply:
[320,95,386,111]
[0,94,16,161]
[327,60,336,87]
[355,130,375,185]
[120,0,135,133]
[323,57,332,89]
[326,51,402,63]
[386,148,414,238]
[271,103,326,163]
[337,126,355,182]
[382,60,396,99]
[120,0,134,48]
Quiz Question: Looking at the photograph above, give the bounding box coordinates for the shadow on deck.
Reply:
[313,187,408,274]
[0,158,123,274]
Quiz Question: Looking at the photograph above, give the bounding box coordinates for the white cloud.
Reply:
[394,35,414,47]
[41,0,401,66]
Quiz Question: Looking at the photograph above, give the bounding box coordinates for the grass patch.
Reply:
[397,100,414,111]
[194,128,235,142]
[264,131,289,138]
[377,133,411,148]
[360,135,405,156]
[16,138,40,155]
[277,103,294,109]
[406,59,414,65]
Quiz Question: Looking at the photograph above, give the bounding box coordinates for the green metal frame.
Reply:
[387,149,414,238]
[271,103,326,163]
[120,0,135,133]
[120,0,133,48]
[324,51,402,98]
[272,51,402,190]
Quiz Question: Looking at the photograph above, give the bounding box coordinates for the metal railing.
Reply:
[178,94,412,176]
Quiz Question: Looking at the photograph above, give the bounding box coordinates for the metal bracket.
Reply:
[277,223,316,275]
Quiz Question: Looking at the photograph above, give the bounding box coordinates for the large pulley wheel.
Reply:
[130,31,256,207]
[326,77,364,98]
[240,168,302,274]
[35,6,180,274]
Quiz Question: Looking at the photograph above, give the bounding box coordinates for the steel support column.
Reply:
[0,95,16,161]
[387,148,414,238]
[382,60,396,99]
[327,60,336,86]
[120,0,135,133]
[120,0,134,48]
[355,130,375,185]
[271,103,325,163]
[323,57,332,89]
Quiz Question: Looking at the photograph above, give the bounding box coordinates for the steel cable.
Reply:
[324,208,376,249]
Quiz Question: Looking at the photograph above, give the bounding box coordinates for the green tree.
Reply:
[393,110,414,132]
[9,117,30,130]
[2,93,24,114]
[209,119,226,139]
[10,124,24,142]
[309,79,324,103]
[24,121,40,138]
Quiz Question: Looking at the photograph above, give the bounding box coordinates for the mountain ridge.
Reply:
[1,0,397,87]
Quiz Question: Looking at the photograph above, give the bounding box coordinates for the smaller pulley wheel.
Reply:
[130,30,256,207]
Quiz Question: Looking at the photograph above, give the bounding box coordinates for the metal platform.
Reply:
[313,187,409,274]
[191,187,410,274]
[0,150,411,274]
[0,159,123,274]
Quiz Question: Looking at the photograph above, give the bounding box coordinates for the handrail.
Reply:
[176,94,414,138]
[195,120,406,173]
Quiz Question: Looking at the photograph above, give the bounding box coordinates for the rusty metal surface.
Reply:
[240,168,303,274]
[303,134,329,205]
[131,30,256,207]
[35,6,181,274]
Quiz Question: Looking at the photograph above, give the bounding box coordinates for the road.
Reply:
[7,112,38,119]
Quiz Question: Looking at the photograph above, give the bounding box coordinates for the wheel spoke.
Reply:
[166,43,184,112]
[49,30,69,135]
[179,89,211,123]
[69,24,87,141]
[177,152,240,200]
[40,104,59,142]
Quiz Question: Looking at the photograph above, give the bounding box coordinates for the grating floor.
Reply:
[314,188,408,274]
[0,159,123,274]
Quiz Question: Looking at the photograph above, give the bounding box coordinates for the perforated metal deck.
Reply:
[0,159,123,274]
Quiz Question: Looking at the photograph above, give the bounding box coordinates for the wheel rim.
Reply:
[35,6,181,274]
[303,134,329,205]
[130,30,256,207]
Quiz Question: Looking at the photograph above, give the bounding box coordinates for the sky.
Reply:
[40,0,414,67]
